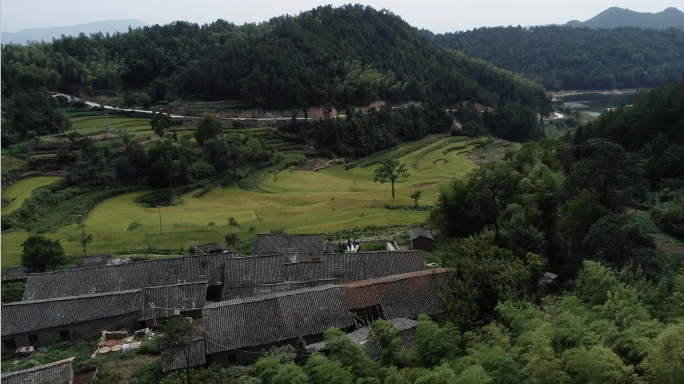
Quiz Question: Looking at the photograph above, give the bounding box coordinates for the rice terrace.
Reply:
[1,112,494,266]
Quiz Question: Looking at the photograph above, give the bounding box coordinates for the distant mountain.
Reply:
[2,19,149,45]
[565,7,684,29]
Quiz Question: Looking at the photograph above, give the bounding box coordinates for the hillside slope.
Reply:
[1,19,149,45]
[1,5,549,113]
[425,26,684,90]
[566,7,684,29]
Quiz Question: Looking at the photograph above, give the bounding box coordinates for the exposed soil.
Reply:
[73,368,97,384]
[300,158,345,172]
[653,233,684,254]
[1,155,24,167]
[408,181,440,188]
[99,354,159,383]
[44,132,119,142]
[466,154,489,164]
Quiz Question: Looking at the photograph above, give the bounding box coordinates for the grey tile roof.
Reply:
[321,251,425,283]
[23,254,226,301]
[283,261,324,281]
[1,357,74,384]
[204,285,353,353]
[224,255,284,287]
[161,337,206,373]
[341,269,448,320]
[77,254,108,268]
[221,279,338,301]
[253,234,325,257]
[139,282,208,321]
[2,290,143,336]
[195,242,227,254]
[307,318,418,352]
[408,227,434,241]
[2,267,28,282]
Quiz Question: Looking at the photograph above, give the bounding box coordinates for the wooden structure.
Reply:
[408,227,434,251]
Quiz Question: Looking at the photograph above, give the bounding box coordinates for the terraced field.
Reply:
[1,135,486,266]
[1,176,63,216]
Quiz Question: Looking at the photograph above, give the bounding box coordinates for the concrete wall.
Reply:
[1,313,139,354]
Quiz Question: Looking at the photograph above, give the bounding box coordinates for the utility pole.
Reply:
[77,214,86,253]
[157,206,163,234]
[149,302,157,328]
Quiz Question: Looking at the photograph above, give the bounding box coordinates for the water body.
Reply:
[559,92,635,117]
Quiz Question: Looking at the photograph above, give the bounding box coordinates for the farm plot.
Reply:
[1,176,63,216]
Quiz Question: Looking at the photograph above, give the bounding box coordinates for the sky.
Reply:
[1,0,679,33]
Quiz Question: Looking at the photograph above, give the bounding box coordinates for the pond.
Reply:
[559,92,635,117]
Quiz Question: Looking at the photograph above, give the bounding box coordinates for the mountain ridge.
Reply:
[2,19,149,45]
[565,7,684,29]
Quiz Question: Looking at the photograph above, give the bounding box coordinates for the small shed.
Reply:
[2,267,28,284]
[408,227,434,251]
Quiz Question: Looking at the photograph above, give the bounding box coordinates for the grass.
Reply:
[1,176,64,216]
[1,136,490,266]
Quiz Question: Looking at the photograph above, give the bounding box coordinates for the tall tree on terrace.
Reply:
[373,159,410,198]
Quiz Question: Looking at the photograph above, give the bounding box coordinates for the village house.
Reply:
[2,282,208,354]
[2,266,28,284]
[77,254,109,268]
[162,337,207,373]
[408,227,434,251]
[252,233,327,261]
[1,357,75,384]
[307,317,418,354]
[204,269,448,366]
[21,254,228,301]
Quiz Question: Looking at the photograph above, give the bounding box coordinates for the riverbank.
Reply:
[551,88,643,97]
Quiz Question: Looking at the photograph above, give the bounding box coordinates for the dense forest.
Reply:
[1,5,549,113]
[424,26,684,90]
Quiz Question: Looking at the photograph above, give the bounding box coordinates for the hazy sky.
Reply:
[1,0,679,33]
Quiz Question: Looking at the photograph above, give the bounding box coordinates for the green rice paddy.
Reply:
[1,135,485,266]
[1,176,63,216]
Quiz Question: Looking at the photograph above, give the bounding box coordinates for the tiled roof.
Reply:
[1,357,74,384]
[341,269,448,320]
[204,285,353,353]
[77,254,109,268]
[139,282,208,321]
[161,338,206,373]
[307,318,418,352]
[283,262,324,281]
[221,279,338,301]
[2,267,28,282]
[408,227,434,241]
[23,254,226,301]
[253,234,325,257]
[2,290,142,336]
[195,242,227,254]
[321,251,425,283]
[224,255,284,287]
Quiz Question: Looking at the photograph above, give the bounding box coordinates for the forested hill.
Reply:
[1,5,549,112]
[424,26,684,90]
[566,7,684,29]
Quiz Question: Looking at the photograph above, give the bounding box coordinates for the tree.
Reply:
[158,317,202,384]
[225,133,247,180]
[415,315,461,367]
[150,112,171,138]
[80,223,92,254]
[373,159,410,198]
[411,190,423,208]
[139,92,152,109]
[566,139,645,210]
[559,190,610,245]
[640,322,684,383]
[21,234,66,272]
[123,92,138,107]
[324,328,377,379]
[467,163,517,238]
[294,337,311,366]
[304,354,354,384]
[194,116,224,146]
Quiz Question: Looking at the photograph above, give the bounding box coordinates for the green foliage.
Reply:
[415,315,461,367]
[411,190,423,208]
[149,111,171,138]
[195,116,224,146]
[130,362,163,384]
[20,234,66,272]
[139,92,152,109]
[324,328,377,379]
[582,214,659,280]
[225,233,240,246]
[373,159,410,198]
[1,282,25,303]
[4,89,71,138]
[559,190,610,241]
[651,190,684,239]
[562,346,638,384]
[358,242,387,252]
[160,364,229,384]
[426,26,684,91]
[295,337,311,366]
[367,320,407,366]
[640,322,684,383]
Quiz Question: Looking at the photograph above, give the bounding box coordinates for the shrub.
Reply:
[359,242,387,252]
[228,217,239,226]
